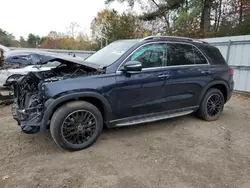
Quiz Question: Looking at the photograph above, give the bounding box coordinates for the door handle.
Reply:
[201,71,211,75]
[158,74,170,79]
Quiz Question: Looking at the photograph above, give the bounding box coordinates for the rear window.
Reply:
[201,45,227,64]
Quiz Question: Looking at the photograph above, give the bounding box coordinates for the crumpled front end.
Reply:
[12,73,45,134]
[11,58,101,134]
[12,100,43,134]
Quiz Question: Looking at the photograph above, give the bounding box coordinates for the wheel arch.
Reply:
[41,92,113,130]
[199,80,229,104]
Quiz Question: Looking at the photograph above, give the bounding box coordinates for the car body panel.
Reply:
[42,73,116,99]
[40,91,114,131]
[4,51,99,68]
[11,37,234,134]
[165,65,213,109]
[114,68,171,119]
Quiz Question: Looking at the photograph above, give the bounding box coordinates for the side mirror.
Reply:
[122,61,142,72]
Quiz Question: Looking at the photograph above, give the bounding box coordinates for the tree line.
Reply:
[106,0,250,37]
[1,0,250,50]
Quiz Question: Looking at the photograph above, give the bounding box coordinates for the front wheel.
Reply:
[197,88,225,121]
[50,101,103,151]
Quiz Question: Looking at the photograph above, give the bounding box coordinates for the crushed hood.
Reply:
[4,50,100,70]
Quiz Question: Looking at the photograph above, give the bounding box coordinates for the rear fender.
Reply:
[199,80,230,104]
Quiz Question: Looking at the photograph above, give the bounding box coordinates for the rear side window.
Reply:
[166,43,207,66]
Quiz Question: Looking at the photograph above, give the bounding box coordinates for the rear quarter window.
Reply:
[201,45,227,65]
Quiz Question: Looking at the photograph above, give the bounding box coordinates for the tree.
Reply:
[91,9,118,44]
[106,0,185,30]
[40,31,62,49]
[0,28,19,47]
[19,36,27,48]
[91,9,143,45]
[27,33,40,48]
[106,0,250,37]
[76,32,100,50]
[66,22,80,39]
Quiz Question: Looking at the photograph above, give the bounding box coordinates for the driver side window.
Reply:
[127,43,167,69]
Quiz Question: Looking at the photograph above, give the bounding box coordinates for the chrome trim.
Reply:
[116,64,210,74]
[115,110,194,126]
[116,41,210,73]
[142,63,210,70]
[126,64,142,68]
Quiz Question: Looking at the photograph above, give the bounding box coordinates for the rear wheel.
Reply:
[50,101,103,151]
[197,88,225,121]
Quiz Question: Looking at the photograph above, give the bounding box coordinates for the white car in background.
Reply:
[0,46,87,104]
[0,64,55,87]
[0,44,11,55]
[0,49,84,87]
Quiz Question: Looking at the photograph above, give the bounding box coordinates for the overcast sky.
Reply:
[1,0,135,39]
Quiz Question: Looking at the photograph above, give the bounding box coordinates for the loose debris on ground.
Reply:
[0,95,250,188]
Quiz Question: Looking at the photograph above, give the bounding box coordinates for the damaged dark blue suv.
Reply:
[12,36,234,151]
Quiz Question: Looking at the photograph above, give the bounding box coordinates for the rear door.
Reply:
[165,42,212,109]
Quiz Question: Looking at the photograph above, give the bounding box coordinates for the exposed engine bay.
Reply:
[15,63,101,109]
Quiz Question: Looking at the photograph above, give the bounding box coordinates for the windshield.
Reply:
[85,39,139,66]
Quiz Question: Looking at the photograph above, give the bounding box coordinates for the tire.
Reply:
[50,101,103,151]
[197,88,225,121]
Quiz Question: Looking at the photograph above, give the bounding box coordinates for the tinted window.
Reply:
[128,43,167,68]
[167,43,207,66]
[201,45,226,64]
[193,46,208,64]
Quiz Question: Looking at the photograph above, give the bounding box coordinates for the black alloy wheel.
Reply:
[61,110,97,145]
[50,101,103,151]
[197,88,225,121]
[206,93,223,117]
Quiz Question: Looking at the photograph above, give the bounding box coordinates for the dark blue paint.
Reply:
[13,37,234,133]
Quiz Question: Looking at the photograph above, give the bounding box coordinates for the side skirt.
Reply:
[109,106,198,127]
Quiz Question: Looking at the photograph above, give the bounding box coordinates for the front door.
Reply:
[113,42,172,119]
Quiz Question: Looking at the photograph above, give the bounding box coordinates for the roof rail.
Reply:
[141,35,208,44]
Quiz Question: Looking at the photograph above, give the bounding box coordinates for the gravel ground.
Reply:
[0,95,250,188]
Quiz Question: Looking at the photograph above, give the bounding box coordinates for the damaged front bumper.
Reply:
[12,100,44,134]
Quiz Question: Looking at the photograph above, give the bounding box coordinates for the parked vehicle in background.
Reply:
[0,50,84,87]
[11,36,234,151]
[0,48,85,105]
[0,44,10,55]
[0,45,10,67]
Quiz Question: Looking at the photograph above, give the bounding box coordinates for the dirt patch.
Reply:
[0,96,250,188]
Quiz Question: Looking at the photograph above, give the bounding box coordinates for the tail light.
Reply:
[229,68,234,75]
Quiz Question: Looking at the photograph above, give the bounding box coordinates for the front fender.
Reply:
[40,92,113,130]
